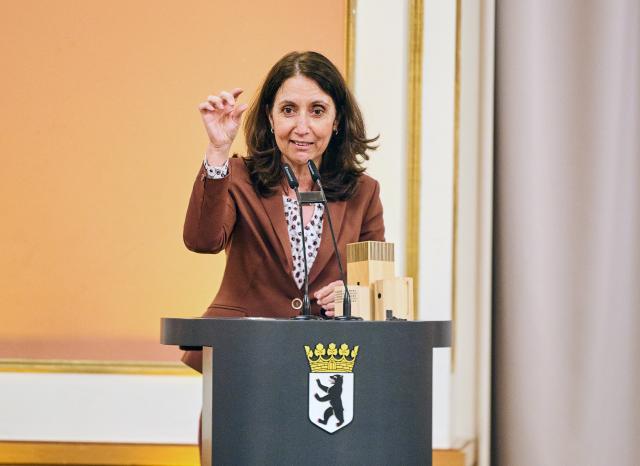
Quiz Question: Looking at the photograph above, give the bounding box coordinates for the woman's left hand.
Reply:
[314,280,344,317]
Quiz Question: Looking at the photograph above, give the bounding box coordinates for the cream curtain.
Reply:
[493,1,640,465]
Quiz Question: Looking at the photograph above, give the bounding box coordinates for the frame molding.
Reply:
[450,0,462,370]
[0,359,196,376]
[406,0,424,320]
[0,442,198,466]
[0,441,471,466]
[344,0,357,88]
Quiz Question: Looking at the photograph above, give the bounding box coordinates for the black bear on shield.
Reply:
[315,374,344,426]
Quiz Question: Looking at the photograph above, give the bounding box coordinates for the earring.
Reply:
[333,127,338,135]
[270,127,274,134]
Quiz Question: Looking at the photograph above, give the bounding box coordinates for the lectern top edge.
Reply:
[161,317,452,349]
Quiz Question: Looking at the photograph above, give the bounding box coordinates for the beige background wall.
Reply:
[0,1,346,362]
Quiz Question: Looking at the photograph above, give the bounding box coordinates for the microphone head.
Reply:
[282,164,299,189]
[307,160,321,183]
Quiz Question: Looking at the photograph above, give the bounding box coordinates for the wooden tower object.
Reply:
[335,241,414,320]
[346,241,395,286]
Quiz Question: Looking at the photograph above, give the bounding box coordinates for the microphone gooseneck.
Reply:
[306,160,359,321]
[283,164,317,320]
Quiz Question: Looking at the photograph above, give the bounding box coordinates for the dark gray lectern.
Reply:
[161,318,450,466]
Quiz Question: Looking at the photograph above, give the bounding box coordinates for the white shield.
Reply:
[308,372,354,433]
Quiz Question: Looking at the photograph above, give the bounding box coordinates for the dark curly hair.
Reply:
[243,51,377,201]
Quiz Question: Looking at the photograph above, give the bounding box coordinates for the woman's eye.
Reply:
[312,107,325,116]
[282,106,294,115]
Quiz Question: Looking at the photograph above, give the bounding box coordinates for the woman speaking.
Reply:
[182,51,385,372]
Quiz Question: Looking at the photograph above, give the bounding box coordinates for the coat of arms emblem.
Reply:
[304,342,359,434]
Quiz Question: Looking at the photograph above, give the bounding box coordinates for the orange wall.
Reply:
[0,1,346,361]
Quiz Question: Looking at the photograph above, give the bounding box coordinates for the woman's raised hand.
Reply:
[198,88,248,164]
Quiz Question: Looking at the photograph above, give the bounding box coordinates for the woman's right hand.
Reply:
[198,88,248,164]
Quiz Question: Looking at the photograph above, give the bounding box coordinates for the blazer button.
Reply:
[291,298,303,310]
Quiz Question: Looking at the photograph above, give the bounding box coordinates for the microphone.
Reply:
[306,160,359,321]
[283,164,299,189]
[283,164,317,320]
[307,159,321,185]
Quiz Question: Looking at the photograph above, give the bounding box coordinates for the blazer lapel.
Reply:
[309,199,346,283]
[259,193,293,273]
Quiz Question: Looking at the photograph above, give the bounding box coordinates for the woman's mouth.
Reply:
[291,140,313,147]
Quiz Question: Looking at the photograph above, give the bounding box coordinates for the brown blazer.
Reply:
[182,157,385,371]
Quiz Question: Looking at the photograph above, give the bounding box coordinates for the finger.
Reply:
[219,90,235,108]
[317,285,339,305]
[198,102,215,112]
[324,302,336,311]
[324,280,342,296]
[324,309,335,317]
[230,87,244,99]
[232,103,249,121]
[324,280,343,292]
[314,285,329,301]
[207,95,224,110]
[317,282,343,306]
[314,280,343,300]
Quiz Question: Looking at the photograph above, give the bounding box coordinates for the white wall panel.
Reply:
[420,0,457,449]
[453,0,481,444]
[354,1,409,277]
[0,372,201,443]
[354,0,458,450]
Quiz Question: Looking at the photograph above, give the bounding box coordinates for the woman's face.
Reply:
[269,75,337,169]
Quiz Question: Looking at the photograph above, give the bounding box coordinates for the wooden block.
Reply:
[334,285,372,320]
[346,241,396,286]
[346,241,395,263]
[347,260,395,287]
[373,277,414,320]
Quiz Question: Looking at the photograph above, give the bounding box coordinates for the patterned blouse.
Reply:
[204,159,324,289]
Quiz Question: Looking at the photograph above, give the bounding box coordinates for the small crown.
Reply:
[304,343,359,373]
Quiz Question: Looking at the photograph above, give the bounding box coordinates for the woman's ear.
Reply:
[266,106,273,130]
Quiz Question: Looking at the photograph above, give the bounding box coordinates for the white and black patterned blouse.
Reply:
[283,196,324,288]
[204,159,324,289]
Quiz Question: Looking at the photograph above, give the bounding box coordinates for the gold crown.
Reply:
[304,343,359,373]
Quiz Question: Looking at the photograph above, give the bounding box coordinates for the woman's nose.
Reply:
[294,113,310,133]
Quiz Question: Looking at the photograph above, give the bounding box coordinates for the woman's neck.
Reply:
[295,171,314,192]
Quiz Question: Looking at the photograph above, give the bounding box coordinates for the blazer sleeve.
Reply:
[183,164,237,253]
[358,178,385,242]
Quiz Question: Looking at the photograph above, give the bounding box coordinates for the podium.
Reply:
[161,318,451,466]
